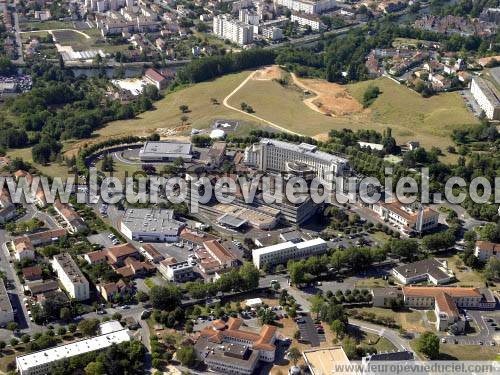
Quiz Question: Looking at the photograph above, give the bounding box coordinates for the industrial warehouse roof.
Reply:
[217,213,248,228]
[121,208,184,235]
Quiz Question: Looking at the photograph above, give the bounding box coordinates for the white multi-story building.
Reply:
[213,15,253,45]
[239,9,260,25]
[51,253,90,301]
[291,11,322,30]
[262,26,283,40]
[244,139,349,190]
[158,259,194,282]
[120,208,185,242]
[275,0,336,14]
[252,238,327,268]
[0,280,13,326]
[16,324,129,375]
[470,77,500,120]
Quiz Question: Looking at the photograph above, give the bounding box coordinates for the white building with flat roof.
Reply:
[252,238,327,268]
[16,326,130,375]
[213,14,253,45]
[158,259,194,282]
[139,141,192,162]
[120,208,185,242]
[470,77,500,120]
[244,139,349,190]
[51,253,90,301]
[275,0,336,14]
[291,11,322,30]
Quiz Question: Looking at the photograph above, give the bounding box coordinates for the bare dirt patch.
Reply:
[253,65,283,81]
[292,74,364,116]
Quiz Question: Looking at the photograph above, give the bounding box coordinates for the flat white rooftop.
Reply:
[16,328,130,371]
[253,237,326,257]
[139,141,192,159]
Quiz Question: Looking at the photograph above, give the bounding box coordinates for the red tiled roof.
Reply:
[145,68,166,83]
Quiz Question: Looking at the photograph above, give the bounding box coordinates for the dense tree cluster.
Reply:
[50,340,146,375]
[184,262,259,299]
[176,49,276,83]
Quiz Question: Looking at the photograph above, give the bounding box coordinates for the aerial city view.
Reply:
[0,0,498,374]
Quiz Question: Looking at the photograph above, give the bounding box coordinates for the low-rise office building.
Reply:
[138,141,192,162]
[252,237,327,269]
[158,258,194,282]
[392,258,455,285]
[120,208,184,242]
[51,253,90,301]
[16,324,129,375]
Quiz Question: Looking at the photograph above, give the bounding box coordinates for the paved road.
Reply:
[12,0,24,65]
[265,22,366,50]
[348,318,414,353]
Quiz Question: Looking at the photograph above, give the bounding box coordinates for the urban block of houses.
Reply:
[140,244,165,263]
[54,200,87,234]
[194,317,277,374]
[22,265,43,282]
[97,279,133,302]
[51,253,90,301]
[179,228,219,248]
[373,286,496,332]
[12,228,67,261]
[85,243,155,278]
[25,280,60,297]
[195,239,239,279]
[392,258,455,285]
[371,201,439,235]
[474,240,500,262]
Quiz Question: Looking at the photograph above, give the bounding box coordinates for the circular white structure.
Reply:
[209,129,225,139]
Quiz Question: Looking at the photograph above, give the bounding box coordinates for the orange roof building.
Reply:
[402,286,493,331]
[196,317,277,368]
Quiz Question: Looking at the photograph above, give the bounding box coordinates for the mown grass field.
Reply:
[228,74,478,153]
[64,71,260,157]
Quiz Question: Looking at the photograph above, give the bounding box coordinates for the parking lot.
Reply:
[87,232,117,248]
[296,313,325,347]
